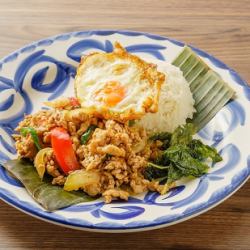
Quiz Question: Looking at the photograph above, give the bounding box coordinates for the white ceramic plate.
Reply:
[0,30,249,232]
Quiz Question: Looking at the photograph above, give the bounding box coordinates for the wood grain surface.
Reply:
[0,0,249,249]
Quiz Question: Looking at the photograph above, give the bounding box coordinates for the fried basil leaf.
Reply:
[144,123,222,184]
[170,123,196,146]
[188,139,222,163]
[164,145,209,181]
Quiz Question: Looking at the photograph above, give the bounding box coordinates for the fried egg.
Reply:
[75,42,165,121]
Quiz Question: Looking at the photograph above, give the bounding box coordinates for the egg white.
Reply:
[75,43,165,121]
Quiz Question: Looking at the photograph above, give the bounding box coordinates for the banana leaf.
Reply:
[2,159,95,211]
[172,46,235,130]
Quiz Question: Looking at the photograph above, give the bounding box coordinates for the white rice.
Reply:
[139,60,196,133]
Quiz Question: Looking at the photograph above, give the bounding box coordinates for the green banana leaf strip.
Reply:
[172,46,235,130]
[3,159,95,211]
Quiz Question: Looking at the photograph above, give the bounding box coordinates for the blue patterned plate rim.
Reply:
[0,30,249,232]
[0,29,249,89]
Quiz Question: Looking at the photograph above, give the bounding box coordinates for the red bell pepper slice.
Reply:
[51,127,80,174]
[69,97,80,107]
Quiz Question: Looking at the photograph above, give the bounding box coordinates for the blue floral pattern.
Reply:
[66,39,166,62]
[0,30,249,232]
[198,100,245,145]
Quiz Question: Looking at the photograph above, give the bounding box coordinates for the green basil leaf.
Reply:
[80,125,97,145]
[170,123,196,146]
[188,139,222,163]
[20,127,41,150]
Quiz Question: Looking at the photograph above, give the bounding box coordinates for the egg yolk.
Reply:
[94,81,126,107]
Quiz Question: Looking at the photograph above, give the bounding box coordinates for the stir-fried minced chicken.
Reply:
[14,102,168,203]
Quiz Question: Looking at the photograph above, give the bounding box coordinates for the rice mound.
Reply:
[139,61,196,133]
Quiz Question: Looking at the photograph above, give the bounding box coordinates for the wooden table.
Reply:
[0,0,249,249]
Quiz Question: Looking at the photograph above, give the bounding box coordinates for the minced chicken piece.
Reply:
[103,189,129,203]
[14,104,166,203]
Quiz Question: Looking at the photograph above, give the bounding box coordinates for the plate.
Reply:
[0,30,249,233]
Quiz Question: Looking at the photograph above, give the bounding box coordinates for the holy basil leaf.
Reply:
[149,132,171,150]
[188,139,222,163]
[80,125,97,145]
[167,164,184,182]
[128,120,136,127]
[164,145,209,178]
[170,123,197,146]
[20,127,41,150]
[152,152,170,166]
[144,163,168,181]
[149,132,171,141]
[145,123,222,184]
